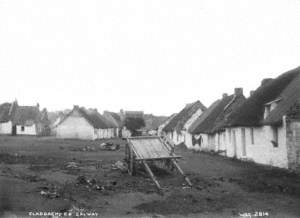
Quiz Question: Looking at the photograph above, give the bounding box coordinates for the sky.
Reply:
[0,0,300,116]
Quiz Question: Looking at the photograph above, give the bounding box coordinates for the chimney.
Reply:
[36,103,40,109]
[261,78,272,86]
[250,90,255,96]
[234,88,243,96]
[73,105,79,110]
[222,93,228,98]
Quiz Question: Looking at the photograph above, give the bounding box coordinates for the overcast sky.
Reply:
[0,0,300,116]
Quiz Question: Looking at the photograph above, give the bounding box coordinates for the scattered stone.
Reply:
[112,161,127,171]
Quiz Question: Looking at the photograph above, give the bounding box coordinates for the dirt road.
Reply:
[0,136,299,217]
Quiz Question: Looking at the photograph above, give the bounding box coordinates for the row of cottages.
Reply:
[0,101,50,136]
[55,106,117,140]
[224,68,300,171]
[186,88,246,151]
[161,101,206,145]
[186,67,300,171]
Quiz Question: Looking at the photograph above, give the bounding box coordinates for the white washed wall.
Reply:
[56,114,96,140]
[16,125,37,135]
[0,121,12,134]
[226,125,288,168]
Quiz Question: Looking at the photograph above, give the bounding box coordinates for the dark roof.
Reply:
[227,67,300,127]
[188,100,220,134]
[13,106,42,126]
[0,102,16,123]
[124,111,144,118]
[79,108,109,129]
[103,111,122,127]
[0,101,45,126]
[57,106,110,129]
[162,100,207,132]
[190,94,245,134]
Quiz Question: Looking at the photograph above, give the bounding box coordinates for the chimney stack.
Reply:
[73,105,79,110]
[234,88,243,96]
[261,78,272,86]
[222,93,228,98]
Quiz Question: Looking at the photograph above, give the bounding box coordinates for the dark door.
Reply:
[12,125,17,136]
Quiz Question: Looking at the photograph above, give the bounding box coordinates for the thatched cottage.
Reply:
[103,111,123,137]
[225,67,300,171]
[158,113,177,136]
[0,101,49,136]
[55,106,115,140]
[161,101,206,145]
[187,88,245,151]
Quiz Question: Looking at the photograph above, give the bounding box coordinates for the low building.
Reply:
[224,67,300,171]
[187,89,246,151]
[103,111,123,137]
[161,101,206,145]
[55,106,115,140]
[0,101,49,136]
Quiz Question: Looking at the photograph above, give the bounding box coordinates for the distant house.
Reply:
[55,106,115,140]
[0,101,49,136]
[224,67,300,171]
[187,88,246,151]
[158,113,177,136]
[103,111,123,137]
[161,101,206,145]
[120,110,145,137]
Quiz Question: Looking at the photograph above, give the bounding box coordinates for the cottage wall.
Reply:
[56,113,95,140]
[226,125,288,168]
[16,124,37,135]
[183,108,204,148]
[0,121,12,134]
[286,119,300,171]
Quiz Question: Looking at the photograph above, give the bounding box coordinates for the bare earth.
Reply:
[0,136,299,218]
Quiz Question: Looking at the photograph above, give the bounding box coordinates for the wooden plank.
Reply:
[142,160,162,191]
[171,159,192,187]
[135,156,182,160]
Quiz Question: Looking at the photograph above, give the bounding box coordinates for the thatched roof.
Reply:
[227,67,300,127]
[58,106,110,129]
[189,93,245,134]
[188,100,220,134]
[0,102,16,123]
[103,111,122,127]
[13,106,42,126]
[0,101,47,126]
[162,100,206,132]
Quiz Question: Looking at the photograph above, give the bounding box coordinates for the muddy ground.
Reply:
[0,136,300,218]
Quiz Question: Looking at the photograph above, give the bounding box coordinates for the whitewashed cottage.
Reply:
[161,101,206,145]
[55,106,114,140]
[224,67,300,171]
[186,88,245,151]
[0,101,49,136]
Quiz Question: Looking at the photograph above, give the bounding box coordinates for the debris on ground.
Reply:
[75,175,119,192]
[39,185,60,199]
[112,161,127,171]
[66,162,79,169]
[99,142,120,151]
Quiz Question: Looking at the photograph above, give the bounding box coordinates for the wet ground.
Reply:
[0,136,299,218]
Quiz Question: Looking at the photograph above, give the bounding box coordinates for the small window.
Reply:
[250,128,254,144]
[228,129,232,143]
[271,126,278,147]
[21,126,25,132]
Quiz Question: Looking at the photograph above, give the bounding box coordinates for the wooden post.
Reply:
[171,159,192,187]
[142,160,162,191]
[129,144,134,175]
